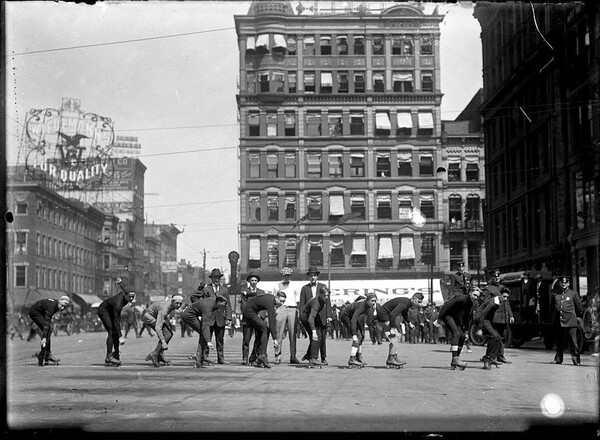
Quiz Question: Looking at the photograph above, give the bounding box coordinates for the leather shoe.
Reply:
[497,356,511,364]
[321,359,329,366]
[551,360,562,364]
[217,360,229,365]
[289,358,300,364]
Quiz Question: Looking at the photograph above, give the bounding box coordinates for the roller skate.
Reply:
[255,354,271,369]
[450,356,467,370]
[386,354,405,369]
[301,353,310,362]
[355,353,367,366]
[274,355,281,365]
[347,355,364,369]
[106,353,122,367]
[157,353,171,366]
[308,358,323,369]
[145,352,160,368]
[248,354,258,366]
[202,358,214,366]
[44,352,60,365]
[320,358,329,366]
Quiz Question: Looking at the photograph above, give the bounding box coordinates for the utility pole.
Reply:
[202,248,206,282]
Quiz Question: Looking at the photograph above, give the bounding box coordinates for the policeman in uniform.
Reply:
[448,261,471,300]
[482,268,509,363]
[551,275,583,366]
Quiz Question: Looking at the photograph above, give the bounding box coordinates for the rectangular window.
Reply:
[15,231,27,255]
[350,111,364,135]
[328,152,343,177]
[448,162,461,182]
[351,236,367,267]
[306,110,321,135]
[330,235,345,267]
[466,162,479,182]
[320,35,332,55]
[391,37,403,55]
[399,236,415,268]
[304,35,315,55]
[421,36,433,55]
[284,152,296,177]
[285,236,297,267]
[397,151,412,176]
[267,112,278,137]
[287,35,297,55]
[351,193,366,219]
[449,240,463,269]
[267,195,279,221]
[259,70,270,92]
[336,35,348,55]
[248,111,260,136]
[267,153,279,179]
[421,71,433,92]
[320,71,333,93]
[103,254,110,270]
[372,35,384,55]
[337,71,349,93]
[15,265,26,287]
[249,193,261,222]
[288,72,297,93]
[256,33,270,53]
[246,35,256,55]
[417,112,434,135]
[306,152,322,178]
[393,71,414,92]
[307,194,322,219]
[285,194,296,220]
[16,203,28,215]
[328,112,342,136]
[350,153,365,177]
[377,236,393,269]
[375,111,391,136]
[284,112,296,136]
[377,193,392,219]
[308,236,323,267]
[304,71,316,93]
[373,71,385,92]
[420,235,434,265]
[268,237,279,267]
[353,35,365,54]
[449,195,462,224]
[376,152,391,177]
[271,70,284,93]
[248,152,260,178]
[329,194,345,217]
[398,195,413,219]
[396,112,413,136]
[354,71,365,93]
[402,39,413,55]
[419,153,433,176]
[420,195,435,219]
[246,72,256,94]
[248,238,261,269]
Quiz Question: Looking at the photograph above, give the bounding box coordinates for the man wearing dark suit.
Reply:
[201,268,232,364]
[240,273,265,365]
[298,266,332,364]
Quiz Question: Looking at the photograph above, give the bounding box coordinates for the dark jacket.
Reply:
[299,282,331,326]
[551,288,583,328]
[202,283,232,326]
[28,298,61,339]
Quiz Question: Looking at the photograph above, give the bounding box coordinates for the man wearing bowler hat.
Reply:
[201,268,232,364]
[551,275,583,366]
[299,266,332,365]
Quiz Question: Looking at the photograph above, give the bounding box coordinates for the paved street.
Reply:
[5,330,599,435]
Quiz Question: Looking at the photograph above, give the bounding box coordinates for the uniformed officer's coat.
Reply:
[551,288,582,328]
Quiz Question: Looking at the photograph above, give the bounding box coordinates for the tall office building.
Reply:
[235,1,454,303]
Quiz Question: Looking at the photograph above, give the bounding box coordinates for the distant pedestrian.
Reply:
[551,275,583,366]
[28,296,71,366]
[97,278,136,366]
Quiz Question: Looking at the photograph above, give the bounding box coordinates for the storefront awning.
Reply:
[72,293,104,305]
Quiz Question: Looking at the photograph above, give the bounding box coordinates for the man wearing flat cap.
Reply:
[299,266,332,365]
[550,275,583,366]
[201,268,232,364]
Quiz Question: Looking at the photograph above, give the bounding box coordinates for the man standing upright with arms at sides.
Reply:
[299,266,332,365]
[272,267,300,365]
[29,295,71,366]
[97,278,136,366]
[551,275,583,366]
[202,269,232,365]
[448,261,471,300]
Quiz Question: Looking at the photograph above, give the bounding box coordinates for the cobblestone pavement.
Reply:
[5,331,599,436]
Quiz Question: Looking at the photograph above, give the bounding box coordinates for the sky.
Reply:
[4,1,482,274]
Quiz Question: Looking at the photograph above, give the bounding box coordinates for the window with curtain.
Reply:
[373,71,385,92]
[306,152,322,177]
[268,237,279,266]
[377,193,392,219]
[15,231,27,255]
[267,112,277,137]
[336,35,348,55]
[321,71,333,93]
[372,35,384,55]
[288,72,297,93]
[304,35,315,55]
[397,151,412,176]
[248,111,260,136]
[396,112,413,135]
[284,112,296,136]
[285,236,297,267]
[330,235,345,267]
[421,71,433,92]
[350,111,364,134]
[256,33,270,53]
[449,194,462,225]
[465,195,480,226]
[246,35,256,55]
[259,70,270,92]
[402,39,413,54]
[285,194,296,220]
[308,236,323,266]
[320,35,332,55]
[419,153,433,176]
[284,152,296,177]
[329,194,345,216]
[466,162,479,182]
[377,236,393,269]
[306,110,321,135]
[421,36,433,55]
[304,71,316,93]
[448,162,461,182]
[249,193,261,222]
[375,112,391,136]
[391,37,403,55]
[248,237,261,268]
[287,35,297,55]
[417,112,434,135]
[248,152,260,178]
[350,236,367,267]
[328,112,342,136]
[350,153,365,177]
[392,71,414,92]
[267,195,279,221]
[307,193,322,219]
[272,34,287,55]
[350,193,366,219]
[420,194,435,219]
[271,70,284,92]
[246,72,256,94]
[337,71,349,93]
[353,35,365,54]
[266,152,278,178]
[328,152,343,177]
[354,71,365,93]
[376,151,391,177]
[399,236,415,268]
[398,195,413,220]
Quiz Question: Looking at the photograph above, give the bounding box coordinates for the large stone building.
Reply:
[234,1,480,304]
[474,2,599,296]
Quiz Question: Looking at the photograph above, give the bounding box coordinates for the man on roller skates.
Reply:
[341,293,378,368]
[142,294,184,367]
[28,295,71,366]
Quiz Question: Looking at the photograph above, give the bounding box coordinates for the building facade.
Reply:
[235,1,459,303]
[474,2,599,296]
